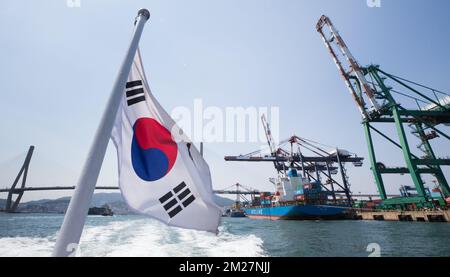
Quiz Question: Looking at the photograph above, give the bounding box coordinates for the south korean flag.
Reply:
[111,48,222,233]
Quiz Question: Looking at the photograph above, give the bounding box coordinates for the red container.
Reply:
[296,195,305,201]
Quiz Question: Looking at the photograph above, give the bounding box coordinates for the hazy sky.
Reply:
[1,0,449,202]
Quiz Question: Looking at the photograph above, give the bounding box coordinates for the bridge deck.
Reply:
[0,186,262,195]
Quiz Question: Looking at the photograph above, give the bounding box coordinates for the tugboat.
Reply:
[224,183,246,218]
[229,208,246,217]
[223,207,246,217]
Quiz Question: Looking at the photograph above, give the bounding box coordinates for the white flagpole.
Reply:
[52,9,150,257]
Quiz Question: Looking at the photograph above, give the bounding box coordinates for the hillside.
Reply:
[1,192,234,214]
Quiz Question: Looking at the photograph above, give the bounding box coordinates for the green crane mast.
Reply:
[316,15,450,208]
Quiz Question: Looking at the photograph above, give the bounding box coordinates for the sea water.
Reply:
[1,213,450,257]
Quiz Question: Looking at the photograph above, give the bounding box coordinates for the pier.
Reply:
[356,210,450,222]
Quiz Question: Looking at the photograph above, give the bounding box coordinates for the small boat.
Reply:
[229,209,246,217]
[223,208,246,218]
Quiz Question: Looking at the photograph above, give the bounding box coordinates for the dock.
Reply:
[356,210,450,222]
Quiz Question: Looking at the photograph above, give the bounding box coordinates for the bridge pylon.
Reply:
[5,146,34,213]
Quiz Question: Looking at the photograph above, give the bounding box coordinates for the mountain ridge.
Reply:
[0,192,234,214]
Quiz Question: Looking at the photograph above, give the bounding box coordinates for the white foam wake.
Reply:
[0,218,266,257]
[0,237,55,257]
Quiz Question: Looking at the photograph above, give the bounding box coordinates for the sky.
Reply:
[0,0,449,202]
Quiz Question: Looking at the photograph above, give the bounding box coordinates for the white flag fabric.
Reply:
[111,48,221,233]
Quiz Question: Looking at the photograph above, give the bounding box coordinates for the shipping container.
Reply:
[296,195,305,201]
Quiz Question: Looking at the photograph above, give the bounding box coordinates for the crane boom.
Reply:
[316,15,381,119]
[261,114,277,155]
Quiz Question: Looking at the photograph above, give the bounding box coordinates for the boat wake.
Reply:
[0,217,266,257]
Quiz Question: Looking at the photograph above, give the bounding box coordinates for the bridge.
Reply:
[0,186,118,193]
[0,185,261,213]
[0,186,260,195]
[0,146,264,212]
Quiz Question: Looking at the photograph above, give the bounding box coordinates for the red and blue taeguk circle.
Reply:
[131,117,178,182]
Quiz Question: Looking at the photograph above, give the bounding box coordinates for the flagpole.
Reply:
[52,9,150,257]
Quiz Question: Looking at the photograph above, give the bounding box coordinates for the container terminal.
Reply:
[224,15,450,222]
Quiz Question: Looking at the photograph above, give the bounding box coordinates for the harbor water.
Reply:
[1,213,450,257]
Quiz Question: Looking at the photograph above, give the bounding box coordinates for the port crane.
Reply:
[225,115,364,205]
[217,183,261,207]
[317,15,450,208]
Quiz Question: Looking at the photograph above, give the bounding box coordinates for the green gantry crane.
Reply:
[316,15,450,208]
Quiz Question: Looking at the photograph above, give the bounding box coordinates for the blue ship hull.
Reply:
[244,204,350,220]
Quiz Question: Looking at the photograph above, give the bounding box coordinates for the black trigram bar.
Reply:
[163,198,178,211]
[127,96,146,106]
[182,195,195,208]
[159,191,173,203]
[159,182,196,218]
[168,206,183,218]
[173,182,187,193]
[126,88,144,98]
[177,188,191,201]
[126,80,142,89]
[125,80,145,106]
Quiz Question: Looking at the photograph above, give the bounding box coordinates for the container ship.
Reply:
[243,169,352,220]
